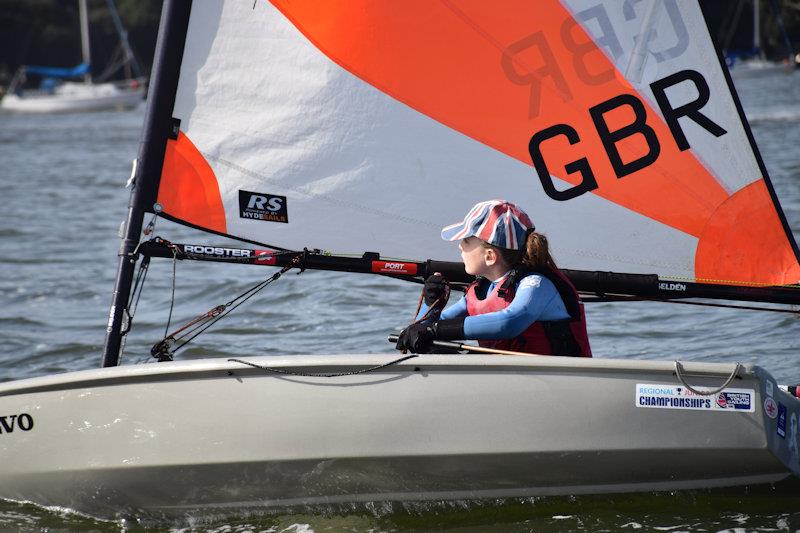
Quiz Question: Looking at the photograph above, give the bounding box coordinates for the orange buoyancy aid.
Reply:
[465,268,592,357]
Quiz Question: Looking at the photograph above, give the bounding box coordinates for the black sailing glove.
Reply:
[396,317,466,354]
[395,323,435,353]
[423,273,450,308]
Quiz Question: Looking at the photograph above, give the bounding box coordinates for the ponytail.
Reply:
[521,231,558,271]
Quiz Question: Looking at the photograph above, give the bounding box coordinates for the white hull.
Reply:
[0,81,144,113]
[730,59,795,79]
[0,354,798,519]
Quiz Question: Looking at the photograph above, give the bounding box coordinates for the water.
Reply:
[1,70,800,531]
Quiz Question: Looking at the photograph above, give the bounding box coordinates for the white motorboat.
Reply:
[1,0,799,520]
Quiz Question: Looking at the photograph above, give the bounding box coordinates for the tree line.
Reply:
[0,0,163,84]
[1,0,798,87]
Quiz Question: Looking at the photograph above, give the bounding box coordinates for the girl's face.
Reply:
[459,237,492,276]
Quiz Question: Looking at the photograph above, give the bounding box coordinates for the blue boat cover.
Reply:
[24,63,90,78]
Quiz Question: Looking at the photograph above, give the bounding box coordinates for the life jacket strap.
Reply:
[541,320,582,357]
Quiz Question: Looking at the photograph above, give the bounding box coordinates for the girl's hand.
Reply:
[423,273,449,307]
[395,323,435,353]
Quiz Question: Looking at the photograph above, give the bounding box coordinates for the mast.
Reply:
[768,0,796,64]
[101,0,192,367]
[753,0,762,58]
[104,0,144,80]
[79,0,92,83]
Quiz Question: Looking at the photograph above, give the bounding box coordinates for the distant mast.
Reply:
[79,0,92,83]
[104,0,145,81]
[753,0,762,59]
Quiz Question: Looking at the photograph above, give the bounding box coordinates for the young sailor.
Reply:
[396,200,591,356]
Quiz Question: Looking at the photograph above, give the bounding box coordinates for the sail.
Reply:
[147,0,800,289]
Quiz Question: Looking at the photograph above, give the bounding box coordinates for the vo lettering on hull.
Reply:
[0,413,34,434]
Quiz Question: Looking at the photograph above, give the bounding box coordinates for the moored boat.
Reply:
[0,0,145,114]
[0,80,144,113]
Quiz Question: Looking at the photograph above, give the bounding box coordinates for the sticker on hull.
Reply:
[635,384,754,412]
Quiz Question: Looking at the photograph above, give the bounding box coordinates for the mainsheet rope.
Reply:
[396,275,451,355]
[227,355,419,378]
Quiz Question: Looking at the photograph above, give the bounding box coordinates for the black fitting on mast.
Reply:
[101,0,193,367]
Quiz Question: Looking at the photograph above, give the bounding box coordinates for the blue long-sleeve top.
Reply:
[417,273,570,340]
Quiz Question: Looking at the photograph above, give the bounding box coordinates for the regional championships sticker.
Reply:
[635,383,755,412]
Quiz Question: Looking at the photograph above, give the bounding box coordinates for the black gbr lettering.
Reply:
[529,124,598,201]
[529,69,727,201]
[650,69,727,151]
[589,94,661,179]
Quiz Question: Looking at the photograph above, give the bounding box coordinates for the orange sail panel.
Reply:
[696,181,799,285]
[268,0,799,285]
[158,132,227,234]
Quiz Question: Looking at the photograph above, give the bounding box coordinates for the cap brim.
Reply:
[440,221,470,242]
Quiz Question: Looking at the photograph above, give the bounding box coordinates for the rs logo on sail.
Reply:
[0,413,34,434]
[239,190,288,223]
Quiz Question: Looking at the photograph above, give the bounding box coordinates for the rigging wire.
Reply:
[581,293,800,314]
[120,209,165,363]
[163,243,178,339]
[150,250,306,361]
[128,211,162,314]
[118,253,149,361]
[126,255,151,327]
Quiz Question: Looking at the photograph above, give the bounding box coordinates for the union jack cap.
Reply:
[441,200,534,250]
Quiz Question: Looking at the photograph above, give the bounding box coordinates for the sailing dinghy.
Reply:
[2,0,800,519]
[0,0,145,114]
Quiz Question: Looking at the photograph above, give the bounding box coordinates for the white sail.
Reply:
[154,1,800,288]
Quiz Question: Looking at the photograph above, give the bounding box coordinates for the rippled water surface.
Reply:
[1,70,800,531]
